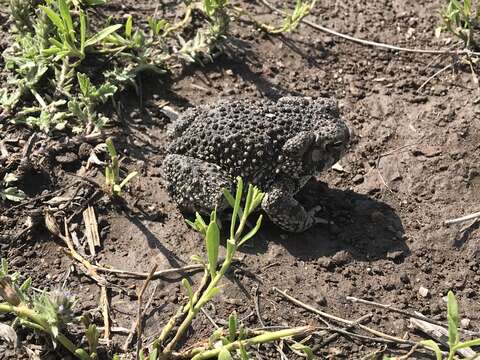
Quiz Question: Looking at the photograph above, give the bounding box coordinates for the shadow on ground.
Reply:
[240,178,409,265]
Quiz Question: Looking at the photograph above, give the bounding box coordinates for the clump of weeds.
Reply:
[436,0,480,50]
[1,0,316,134]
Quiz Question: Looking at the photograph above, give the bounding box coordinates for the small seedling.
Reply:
[104,137,138,196]
[1,173,26,202]
[436,0,479,50]
[421,291,480,360]
[263,0,316,34]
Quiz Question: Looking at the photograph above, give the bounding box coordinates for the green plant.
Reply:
[1,0,123,132]
[157,178,264,354]
[132,178,315,359]
[421,291,480,360]
[262,0,316,34]
[1,173,26,202]
[40,0,121,61]
[0,259,99,360]
[68,72,117,132]
[2,0,315,133]
[436,0,479,49]
[104,137,138,196]
[234,0,315,35]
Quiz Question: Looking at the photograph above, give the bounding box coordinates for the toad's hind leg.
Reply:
[162,154,235,213]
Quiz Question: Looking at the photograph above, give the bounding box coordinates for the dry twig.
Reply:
[273,287,414,345]
[100,286,111,343]
[417,63,454,93]
[312,314,372,351]
[259,0,480,56]
[410,316,476,358]
[445,211,480,225]
[347,296,480,337]
[93,263,203,279]
[123,265,158,354]
[83,206,101,256]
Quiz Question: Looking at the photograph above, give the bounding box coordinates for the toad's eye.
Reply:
[325,141,343,151]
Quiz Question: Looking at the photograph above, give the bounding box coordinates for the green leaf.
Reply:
[420,340,442,360]
[222,188,236,208]
[77,73,91,97]
[447,290,459,348]
[228,311,237,342]
[40,6,65,33]
[86,0,106,5]
[238,215,263,247]
[118,171,139,190]
[197,286,220,307]
[291,343,314,360]
[182,278,194,312]
[20,277,32,292]
[1,187,26,202]
[0,259,8,277]
[3,173,18,184]
[79,10,86,54]
[58,0,74,40]
[464,0,472,16]
[125,15,133,38]
[238,343,249,360]
[218,348,233,360]
[86,324,99,354]
[105,137,117,157]
[187,213,208,234]
[453,338,480,351]
[190,254,205,265]
[148,347,158,360]
[231,177,243,235]
[243,184,254,217]
[95,83,118,101]
[84,24,122,48]
[208,328,223,347]
[206,211,220,278]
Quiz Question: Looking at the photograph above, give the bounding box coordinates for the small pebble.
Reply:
[352,174,364,184]
[418,286,429,298]
[461,318,471,329]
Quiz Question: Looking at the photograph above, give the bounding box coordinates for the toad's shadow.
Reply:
[241,179,409,264]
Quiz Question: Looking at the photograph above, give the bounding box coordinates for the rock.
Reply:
[352,174,364,184]
[400,273,410,284]
[316,295,327,306]
[332,250,351,266]
[317,257,334,270]
[78,143,93,160]
[378,155,402,185]
[461,318,471,329]
[418,286,429,298]
[55,152,78,164]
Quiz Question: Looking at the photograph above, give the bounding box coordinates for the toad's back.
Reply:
[167,99,320,183]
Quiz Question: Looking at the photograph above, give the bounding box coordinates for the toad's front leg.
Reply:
[261,179,322,233]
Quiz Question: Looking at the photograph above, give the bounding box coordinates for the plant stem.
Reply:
[163,210,252,353]
[184,326,314,359]
[157,270,209,346]
[0,303,89,360]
